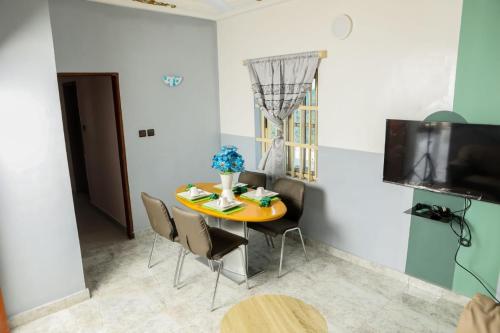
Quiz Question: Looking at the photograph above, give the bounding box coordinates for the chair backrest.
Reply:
[272,178,305,222]
[172,206,212,258]
[239,171,266,189]
[141,192,176,241]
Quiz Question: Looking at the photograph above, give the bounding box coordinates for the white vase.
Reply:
[220,173,235,201]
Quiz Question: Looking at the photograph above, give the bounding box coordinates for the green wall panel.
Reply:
[405,112,466,288]
[451,202,500,297]
[453,0,500,124]
[451,0,500,298]
[405,191,462,289]
[406,0,500,298]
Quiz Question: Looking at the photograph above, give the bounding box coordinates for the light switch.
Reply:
[147,129,155,136]
[139,130,147,138]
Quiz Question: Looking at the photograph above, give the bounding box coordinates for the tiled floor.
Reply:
[13,200,464,332]
[74,194,128,250]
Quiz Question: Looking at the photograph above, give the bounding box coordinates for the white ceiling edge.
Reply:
[87,0,294,21]
[88,0,216,20]
[215,0,293,20]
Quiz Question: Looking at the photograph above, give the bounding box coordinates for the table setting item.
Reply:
[202,196,245,214]
[176,186,212,202]
[240,186,279,201]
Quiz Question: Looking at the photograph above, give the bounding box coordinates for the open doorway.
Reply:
[58,73,134,250]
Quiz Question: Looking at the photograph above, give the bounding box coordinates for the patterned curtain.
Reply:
[245,51,321,178]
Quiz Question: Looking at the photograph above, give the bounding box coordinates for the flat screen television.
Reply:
[383,119,500,204]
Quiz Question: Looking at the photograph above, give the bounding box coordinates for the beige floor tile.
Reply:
[13,196,464,332]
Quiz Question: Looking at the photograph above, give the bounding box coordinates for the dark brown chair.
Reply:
[141,192,178,273]
[239,171,266,189]
[172,206,249,311]
[247,178,308,277]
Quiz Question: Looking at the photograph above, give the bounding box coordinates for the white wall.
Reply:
[217,0,463,272]
[0,0,86,316]
[217,0,463,153]
[49,0,222,232]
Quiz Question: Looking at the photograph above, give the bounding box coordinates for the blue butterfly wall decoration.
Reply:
[162,75,183,87]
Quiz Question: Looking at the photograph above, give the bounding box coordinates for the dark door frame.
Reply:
[58,72,134,239]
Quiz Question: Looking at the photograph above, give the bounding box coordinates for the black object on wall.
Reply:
[383,119,500,204]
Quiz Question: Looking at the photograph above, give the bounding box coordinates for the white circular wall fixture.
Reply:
[333,14,353,40]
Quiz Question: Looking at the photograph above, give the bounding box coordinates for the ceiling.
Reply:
[88,0,293,20]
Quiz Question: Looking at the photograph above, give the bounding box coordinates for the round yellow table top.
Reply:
[175,182,287,223]
[220,294,328,333]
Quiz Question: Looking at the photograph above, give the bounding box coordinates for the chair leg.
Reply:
[237,247,249,289]
[269,236,275,248]
[173,246,183,287]
[278,228,308,278]
[147,233,158,269]
[243,222,249,275]
[176,250,187,289]
[297,228,308,262]
[208,260,215,272]
[264,234,271,247]
[278,230,289,278]
[210,259,223,311]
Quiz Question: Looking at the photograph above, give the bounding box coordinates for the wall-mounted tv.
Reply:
[383,119,500,204]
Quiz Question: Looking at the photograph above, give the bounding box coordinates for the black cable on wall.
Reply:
[449,198,499,304]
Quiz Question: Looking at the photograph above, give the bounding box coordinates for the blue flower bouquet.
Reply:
[211,145,245,174]
[211,146,245,201]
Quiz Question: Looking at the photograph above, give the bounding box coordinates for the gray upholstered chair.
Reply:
[238,170,266,189]
[247,178,308,277]
[172,206,249,311]
[141,192,178,273]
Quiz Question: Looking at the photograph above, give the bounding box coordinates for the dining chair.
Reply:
[239,170,276,247]
[247,178,308,278]
[238,170,266,189]
[141,192,178,273]
[172,206,249,311]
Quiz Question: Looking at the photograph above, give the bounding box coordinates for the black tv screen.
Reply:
[383,119,500,204]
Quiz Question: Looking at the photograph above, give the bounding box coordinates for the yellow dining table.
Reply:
[175,182,287,282]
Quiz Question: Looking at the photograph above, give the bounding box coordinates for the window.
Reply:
[257,72,318,181]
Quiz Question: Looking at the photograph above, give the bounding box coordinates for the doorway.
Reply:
[62,82,89,194]
[58,73,134,243]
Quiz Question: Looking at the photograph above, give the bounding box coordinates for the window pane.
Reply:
[311,78,317,105]
[293,120,300,143]
[293,146,301,171]
[311,110,316,145]
[294,109,300,122]
[303,149,308,173]
[305,110,310,145]
[310,149,316,176]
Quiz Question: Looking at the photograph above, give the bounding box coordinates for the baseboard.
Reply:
[289,233,470,306]
[8,288,90,329]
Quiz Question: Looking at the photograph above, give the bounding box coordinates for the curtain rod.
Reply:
[243,50,327,65]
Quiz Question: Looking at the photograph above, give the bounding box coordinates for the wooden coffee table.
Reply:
[220,294,328,333]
